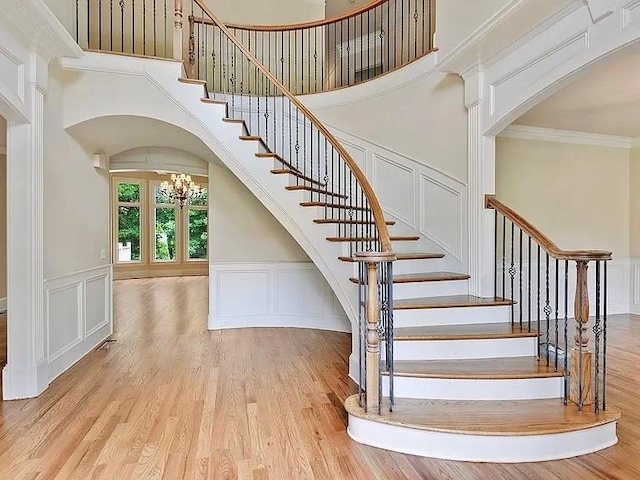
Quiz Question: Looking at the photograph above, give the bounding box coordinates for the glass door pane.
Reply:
[155,207,177,261]
[118,206,141,261]
[188,209,208,260]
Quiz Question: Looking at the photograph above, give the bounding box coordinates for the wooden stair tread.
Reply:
[223,117,245,124]
[394,322,538,341]
[339,252,444,262]
[314,219,396,225]
[179,77,206,85]
[394,295,513,310]
[300,202,369,211]
[327,236,419,242]
[349,271,469,284]
[286,185,348,198]
[344,395,621,436]
[389,356,564,379]
[271,169,325,187]
[201,97,227,105]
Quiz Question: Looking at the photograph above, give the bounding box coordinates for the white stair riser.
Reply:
[392,280,469,299]
[391,259,445,275]
[390,336,537,360]
[383,376,564,400]
[394,305,511,327]
[347,416,618,463]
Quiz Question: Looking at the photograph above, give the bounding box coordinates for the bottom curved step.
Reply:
[345,395,620,463]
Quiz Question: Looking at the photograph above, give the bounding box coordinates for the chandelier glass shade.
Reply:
[159,173,203,208]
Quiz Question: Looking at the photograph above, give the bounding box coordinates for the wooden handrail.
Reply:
[192,0,393,252]
[222,0,387,32]
[485,195,611,262]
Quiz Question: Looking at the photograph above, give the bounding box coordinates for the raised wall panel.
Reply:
[275,268,326,316]
[490,31,589,116]
[375,154,415,227]
[47,283,82,361]
[209,263,350,331]
[622,0,640,28]
[0,46,24,103]
[85,274,109,336]
[338,137,368,176]
[217,270,270,316]
[420,175,462,260]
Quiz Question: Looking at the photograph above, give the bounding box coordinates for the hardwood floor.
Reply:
[0,276,638,479]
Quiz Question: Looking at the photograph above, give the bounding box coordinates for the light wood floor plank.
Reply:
[0,276,636,479]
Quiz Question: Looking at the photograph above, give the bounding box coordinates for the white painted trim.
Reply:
[347,415,619,463]
[631,258,640,315]
[208,262,350,332]
[0,297,6,313]
[499,125,636,149]
[44,265,113,383]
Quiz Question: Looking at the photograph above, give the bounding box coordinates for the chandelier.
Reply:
[159,173,203,208]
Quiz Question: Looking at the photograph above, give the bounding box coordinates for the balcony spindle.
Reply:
[572,261,592,408]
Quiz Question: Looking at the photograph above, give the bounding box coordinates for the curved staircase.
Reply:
[65,0,621,463]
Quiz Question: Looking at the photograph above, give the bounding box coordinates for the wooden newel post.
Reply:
[365,261,380,411]
[173,0,184,61]
[571,260,592,406]
[355,251,397,412]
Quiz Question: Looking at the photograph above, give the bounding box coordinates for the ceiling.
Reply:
[514,41,640,138]
[67,115,222,165]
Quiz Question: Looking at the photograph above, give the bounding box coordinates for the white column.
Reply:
[464,70,496,298]
[3,53,48,399]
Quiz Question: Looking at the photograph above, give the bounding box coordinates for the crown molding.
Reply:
[498,125,637,149]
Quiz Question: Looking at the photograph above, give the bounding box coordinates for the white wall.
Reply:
[43,63,112,382]
[631,147,640,259]
[44,64,111,279]
[209,163,309,262]
[204,0,325,24]
[0,152,5,308]
[308,68,468,183]
[207,163,349,332]
[435,0,512,58]
[325,0,371,18]
[631,147,640,314]
[496,137,630,257]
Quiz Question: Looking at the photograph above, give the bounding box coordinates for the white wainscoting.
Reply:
[209,262,350,332]
[328,125,468,272]
[45,265,113,382]
[631,258,640,315]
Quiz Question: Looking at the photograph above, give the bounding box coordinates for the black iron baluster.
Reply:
[519,228,523,327]
[502,216,506,299]
[164,0,167,57]
[509,222,515,323]
[414,0,419,60]
[528,236,532,332]
[554,258,559,372]
[87,0,91,48]
[494,210,498,298]
[120,0,125,52]
[153,0,157,56]
[76,0,79,44]
[544,253,551,367]
[537,245,541,359]
[564,260,569,405]
[594,261,601,413]
[99,0,103,50]
[132,0,135,53]
[603,260,608,410]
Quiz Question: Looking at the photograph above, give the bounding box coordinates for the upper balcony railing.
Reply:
[74,0,436,94]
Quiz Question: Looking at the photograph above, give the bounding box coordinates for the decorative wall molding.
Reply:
[327,123,468,272]
[499,125,636,149]
[631,258,640,315]
[0,297,6,312]
[44,265,112,383]
[209,262,350,332]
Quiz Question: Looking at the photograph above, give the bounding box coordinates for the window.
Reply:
[153,184,177,261]
[116,182,142,262]
[187,188,208,260]
[111,174,208,274]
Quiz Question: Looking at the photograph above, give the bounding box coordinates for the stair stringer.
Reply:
[60,52,366,360]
